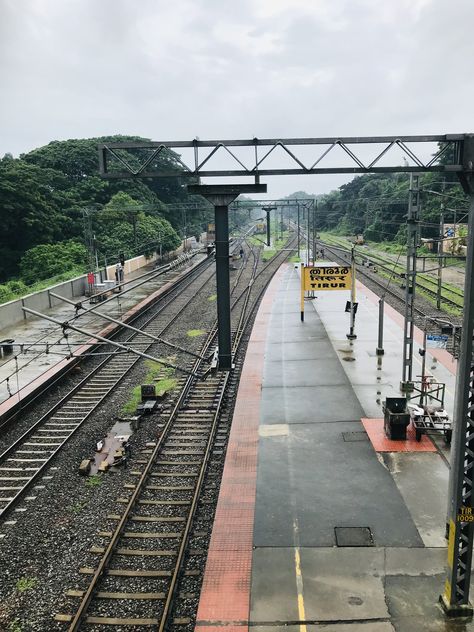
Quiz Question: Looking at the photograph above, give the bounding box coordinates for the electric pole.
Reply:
[437,181,446,310]
[307,206,311,265]
[437,209,444,310]
[401,174,420,391]
[313,200,317,264]
[297,205,300,257]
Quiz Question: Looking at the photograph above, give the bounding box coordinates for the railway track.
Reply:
[320,238,464,312]
[0,255,217,521]
[54,234,296,631]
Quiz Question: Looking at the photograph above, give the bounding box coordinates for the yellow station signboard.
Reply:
[303,265,351,291]
[300,263,353,321]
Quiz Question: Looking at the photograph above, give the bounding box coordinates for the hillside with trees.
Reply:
[0,135,214,301]
[288,163,467,250]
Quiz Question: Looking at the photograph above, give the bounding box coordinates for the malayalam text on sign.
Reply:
[303,265,351,291]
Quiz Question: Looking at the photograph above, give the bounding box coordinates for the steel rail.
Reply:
[67,252,195,313]
[321,240,464,311]
[320,243,431,319]
[66,333,220,631]
[48,291,206,360]
[64,253,243,630]
[346,246,465,300]
[62,237,283,630]
[0,254,207,421]
[0,257,216,520]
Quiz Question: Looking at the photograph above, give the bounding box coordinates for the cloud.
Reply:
[0,0,473,196]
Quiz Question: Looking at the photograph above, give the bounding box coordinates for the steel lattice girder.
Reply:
[98,134,465,179]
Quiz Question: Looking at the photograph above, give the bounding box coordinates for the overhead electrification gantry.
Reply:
[98,133,474,617]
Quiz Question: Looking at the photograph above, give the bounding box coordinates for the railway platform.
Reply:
[0,253,205,417]
[196,262,466,632]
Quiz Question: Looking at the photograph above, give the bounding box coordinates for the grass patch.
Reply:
[122,360,177,413]
[248,234,267,246]
[289,255,301,263]
[156,376,178,396]
[122,385,142,414]
[208,294,217,301]
[187,329,205,337]
[262,248,276,261]
[85,474,102,488]
[15,577,37,593]
[8,620,22,632]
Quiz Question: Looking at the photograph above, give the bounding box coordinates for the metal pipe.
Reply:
[68,256,191,323]
[312,200,317,264]
[21,307,194,376]
[419,326,427,407]
[48,292,205,360]
[401,174,420,390]
[307,208,311,265]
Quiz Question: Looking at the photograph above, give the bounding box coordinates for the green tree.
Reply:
[19,241,87,284]
[0,157,72,279]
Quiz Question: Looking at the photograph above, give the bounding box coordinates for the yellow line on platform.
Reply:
[293,519,307,632]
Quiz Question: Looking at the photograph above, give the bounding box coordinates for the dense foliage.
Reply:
[19,240,88,284]
[288,169,468,250]
[0,135,214,285]
[2,136,468,298]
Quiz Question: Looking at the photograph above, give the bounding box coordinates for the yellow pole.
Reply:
[347,247,357,339]
[300,264,305,322]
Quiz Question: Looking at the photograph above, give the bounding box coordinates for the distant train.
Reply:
[353,234,365,245]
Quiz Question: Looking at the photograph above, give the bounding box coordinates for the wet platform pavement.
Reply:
[196,263,472,632]
[0,254,205,412]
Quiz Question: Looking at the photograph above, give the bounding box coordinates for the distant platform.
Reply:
[0,255,206,420]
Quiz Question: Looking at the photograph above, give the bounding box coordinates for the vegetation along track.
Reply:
[320,237,464,313]
[320,242,460,327]
[0,254,218,522]
[54,233,297,631]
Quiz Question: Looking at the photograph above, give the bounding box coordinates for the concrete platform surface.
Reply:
[196,263,471,632]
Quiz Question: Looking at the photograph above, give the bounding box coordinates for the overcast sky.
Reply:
[1,0,473,197]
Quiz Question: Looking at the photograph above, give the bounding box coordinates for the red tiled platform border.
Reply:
[362,417,437,452]
[0,258,204,420]
[357,279,457,376]
[195,265,287,630]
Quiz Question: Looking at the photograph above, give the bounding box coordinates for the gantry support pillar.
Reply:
[188,184,267,370]
[441,134,474,616]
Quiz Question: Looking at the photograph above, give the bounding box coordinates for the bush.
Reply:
[0,280,28,303]
[19,241,87,284]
